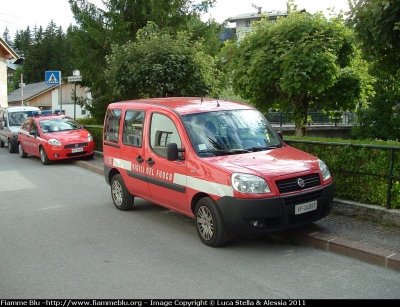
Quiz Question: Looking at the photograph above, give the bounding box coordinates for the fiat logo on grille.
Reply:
[297,178,306,188]
[74,144,78,147]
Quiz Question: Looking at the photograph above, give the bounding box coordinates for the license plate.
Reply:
[295,200,317,215]
[72,147,83,153]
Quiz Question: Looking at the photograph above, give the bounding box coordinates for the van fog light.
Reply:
[251,220,265,229]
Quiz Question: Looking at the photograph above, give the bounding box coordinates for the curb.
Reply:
[72,157,400,272]
[281,228,400,272]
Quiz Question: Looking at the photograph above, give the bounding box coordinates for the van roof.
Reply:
[109,97,254,115]
[2,106,40,112]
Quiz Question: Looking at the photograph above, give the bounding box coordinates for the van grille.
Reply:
[276,173,321,194]
[283,190,323,206]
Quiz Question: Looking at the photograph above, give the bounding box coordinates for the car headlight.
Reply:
[318,159,331,181]
[48,138,62,146]
[231,173,270,194]
[88,134,93,142]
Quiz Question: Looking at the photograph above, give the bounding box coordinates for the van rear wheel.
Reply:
[111,174,134,211]
[195,197,229,247]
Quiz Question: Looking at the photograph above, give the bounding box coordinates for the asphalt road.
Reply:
[1,149,400,299]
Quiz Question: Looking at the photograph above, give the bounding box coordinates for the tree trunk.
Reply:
[291,93,308,137]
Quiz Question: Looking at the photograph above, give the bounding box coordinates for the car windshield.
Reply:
[182,109,283,157]
[39,118,82,133]
[8,112,30,126]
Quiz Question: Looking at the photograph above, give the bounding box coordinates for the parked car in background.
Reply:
[0,106,41,153]
[17,110,95,165]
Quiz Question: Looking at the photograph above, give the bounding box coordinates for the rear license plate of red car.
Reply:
[295,200,317,215]
[72,147,83,153]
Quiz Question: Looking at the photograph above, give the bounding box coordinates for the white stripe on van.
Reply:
[113,158,131,170]
[111,157,234,198]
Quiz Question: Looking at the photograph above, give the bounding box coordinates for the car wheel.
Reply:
[8,140,16,153]
[40,147,51,165]
[195,197,229,247]
[0,139,4,148]
[18,143,27,158]
[111,174,134,211]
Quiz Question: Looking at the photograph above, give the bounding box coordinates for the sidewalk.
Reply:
[71,155,400,272]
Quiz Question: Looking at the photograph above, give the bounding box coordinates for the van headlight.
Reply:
[231,173,270,194]
[318,159,331,181]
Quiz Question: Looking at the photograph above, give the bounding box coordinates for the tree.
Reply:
[347,0,400,76]
[2,27,12,46]
[223,10,364,136]
[104,22,221,100]
[23,22,73,83]
[68,0,219,122]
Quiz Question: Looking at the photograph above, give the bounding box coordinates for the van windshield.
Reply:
[8,112,29,126]
[182,109,283,157]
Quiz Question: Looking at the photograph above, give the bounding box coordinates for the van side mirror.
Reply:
[167,143,185,161]
[277,130,283,140]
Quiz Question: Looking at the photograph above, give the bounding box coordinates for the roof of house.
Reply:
[8,81,58,104]
[0,37,19,60]
[228,8,306,23]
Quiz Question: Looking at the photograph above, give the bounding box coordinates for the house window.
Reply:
[81,109,86,115]
[245,20,251,27]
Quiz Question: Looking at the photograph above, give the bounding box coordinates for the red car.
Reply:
[17,110,95,165]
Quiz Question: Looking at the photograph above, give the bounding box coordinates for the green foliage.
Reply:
[105,22,222,100]
[285,135,400,208]
[68,0,220,123]
[22,22,74,83]
[347,0,400,76]
[224,9,364,136]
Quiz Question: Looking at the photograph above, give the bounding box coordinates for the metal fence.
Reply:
[266,111,357,127]
[285,139,400,209]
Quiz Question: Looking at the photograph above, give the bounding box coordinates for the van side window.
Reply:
[122,110,145,147]
[104,109,122,143]
[150,113,181,158]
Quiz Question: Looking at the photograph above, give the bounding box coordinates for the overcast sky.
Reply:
[1,0,350,39]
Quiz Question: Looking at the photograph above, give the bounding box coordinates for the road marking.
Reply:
[0,171,35,192]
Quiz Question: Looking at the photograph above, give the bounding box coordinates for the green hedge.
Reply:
[284,136,400,209]
[77,124,400,209]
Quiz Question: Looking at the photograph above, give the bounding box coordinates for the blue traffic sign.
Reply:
[45,71,61,85]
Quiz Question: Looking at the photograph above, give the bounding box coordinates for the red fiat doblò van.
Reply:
[103,97,334,247]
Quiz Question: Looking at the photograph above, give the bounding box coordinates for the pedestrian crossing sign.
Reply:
[45,71,61,85]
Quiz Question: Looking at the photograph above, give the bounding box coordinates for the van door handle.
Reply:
[146,157,154,167]
[136,155,144,164]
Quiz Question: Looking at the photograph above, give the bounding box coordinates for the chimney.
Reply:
[258,7,262,14]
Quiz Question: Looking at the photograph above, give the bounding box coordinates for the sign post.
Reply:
[45,71,62,112]
[68,70,82,120]
[19,74,25,106]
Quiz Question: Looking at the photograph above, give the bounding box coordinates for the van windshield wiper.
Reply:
[244,146,279,152]
[198,148,251,156]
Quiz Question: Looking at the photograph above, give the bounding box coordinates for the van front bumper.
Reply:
[216,182,334,236]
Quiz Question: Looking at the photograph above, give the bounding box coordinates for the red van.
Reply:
[103,97,334,247]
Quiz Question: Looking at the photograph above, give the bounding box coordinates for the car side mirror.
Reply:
[29,131,37,137]
[167,143,185,161]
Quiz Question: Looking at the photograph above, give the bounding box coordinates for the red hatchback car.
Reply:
[17,110,95,165]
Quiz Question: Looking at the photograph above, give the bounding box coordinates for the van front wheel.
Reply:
[195,197,229,247]
[111,174,134,211]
